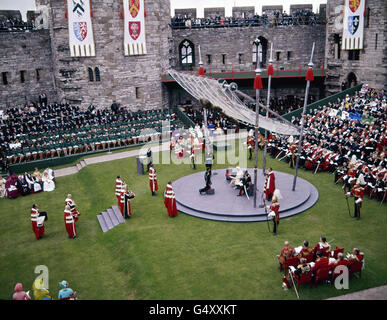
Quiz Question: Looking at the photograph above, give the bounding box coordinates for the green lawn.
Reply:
[1,146,386,300]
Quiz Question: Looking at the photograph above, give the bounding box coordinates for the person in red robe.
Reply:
[264,168,276,201]
[149,165,158,196]
[164,181,178,217]
[65,194,81,218]
[64,205,77,239]
[119,184,135,219]
[31,204,45,240]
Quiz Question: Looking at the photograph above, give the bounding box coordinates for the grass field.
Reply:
[1,145,386,300]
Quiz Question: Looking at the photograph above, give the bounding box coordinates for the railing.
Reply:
[282,84,364,121]
[161,67,327,82]
[174,106,196,128]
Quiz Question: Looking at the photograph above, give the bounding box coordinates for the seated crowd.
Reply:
[0,101,181,166]
[0,16,35,31]
[278,237,364,288]
[183,106,241,133]
[267,85,386,202]
[246,95,310,116]
[0,167,55,199]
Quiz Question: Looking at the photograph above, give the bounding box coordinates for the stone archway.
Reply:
[347,72,358,88]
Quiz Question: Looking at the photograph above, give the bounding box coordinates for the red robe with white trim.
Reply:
[164,184,178,217]
[65,198,80,219]
[119,191,132,218]
[115,179,123,201]
[264,171,276,200]
[31,208,44,239]
[149,167,158,192]
[64,209,77,237]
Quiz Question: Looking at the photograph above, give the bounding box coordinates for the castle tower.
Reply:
[36,0,172,109]
[325,0,386,94]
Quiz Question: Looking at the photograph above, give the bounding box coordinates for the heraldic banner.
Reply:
[123,0,147,56]
[67,0,96,57]
[342,0,365,50]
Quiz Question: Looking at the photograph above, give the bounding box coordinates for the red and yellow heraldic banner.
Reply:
[124,0,147,55]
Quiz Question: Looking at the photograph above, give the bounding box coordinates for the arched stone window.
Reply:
[252,36,268,67]
[95,67,100,82]
[179,39,195,69]
[88,67,94,82]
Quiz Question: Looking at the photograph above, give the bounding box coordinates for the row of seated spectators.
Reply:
[171,10,323,29]
[0,168,55,199]
[182,94,307,136]
[0,102,182,166]
[246,95,310,116]
[0,17,36,31]
[278,238,364,289]
[183,106,243,134]
[267,85,386,202]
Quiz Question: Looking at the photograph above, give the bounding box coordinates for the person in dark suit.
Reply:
[199,167,212,194]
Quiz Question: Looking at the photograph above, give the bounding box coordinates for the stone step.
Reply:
[112,205,125,223]
[97,214,109,233]
[101,211,114,230]
[107,208,120,227]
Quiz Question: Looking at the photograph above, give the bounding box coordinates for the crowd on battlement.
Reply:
[0,16,36,32]
[171,9,323,29]
[0,97,182,167]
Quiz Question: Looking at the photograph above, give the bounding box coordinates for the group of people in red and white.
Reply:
[29,194,80,240]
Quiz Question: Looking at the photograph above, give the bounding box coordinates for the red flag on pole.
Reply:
[120,0,123,18]
[64,0,68,19]
[267,64,274,76]
[254,75,263,90]
[306,68,314,82]
[198,66,205,76]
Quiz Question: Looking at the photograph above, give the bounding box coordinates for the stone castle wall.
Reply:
[0,30,57,108]
[170,25,326,73]
[36,0,171,110]
[325,0,386,94]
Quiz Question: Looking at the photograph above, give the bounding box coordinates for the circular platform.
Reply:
[174,168,319,222]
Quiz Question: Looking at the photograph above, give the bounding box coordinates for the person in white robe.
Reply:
[0,176,6,198]
[42,170,55,192]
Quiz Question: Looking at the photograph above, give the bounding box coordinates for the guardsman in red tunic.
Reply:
[247,135,254,160]
[149,164,158,196]
[264,168,276,201]
[164,181,178,217]
[350,182,364,220]
[115,176,124,202]
[64,205,77,239]
[31,204,45,240]
[270,194,280,235]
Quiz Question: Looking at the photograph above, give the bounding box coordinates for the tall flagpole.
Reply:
[253,38,263,208]
[263,42,274,175]
[292,42,315,191]
[197,45,211,159]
